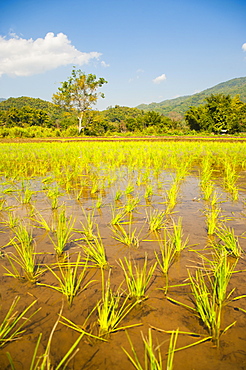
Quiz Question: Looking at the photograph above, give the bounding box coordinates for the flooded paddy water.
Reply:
[0,140,246,369]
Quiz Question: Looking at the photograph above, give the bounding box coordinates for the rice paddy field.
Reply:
[0,139,246,369]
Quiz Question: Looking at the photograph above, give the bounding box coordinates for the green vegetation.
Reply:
[1,74,246,136]
[0,136,246,369]
[137,76,246,116]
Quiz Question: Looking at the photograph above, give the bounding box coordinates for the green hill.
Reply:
[137,77,246,116]
[0,96,55,112]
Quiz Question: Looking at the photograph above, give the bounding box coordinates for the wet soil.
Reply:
[0,165,246,369]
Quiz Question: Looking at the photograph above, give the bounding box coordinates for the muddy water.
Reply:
[0,170,246,370]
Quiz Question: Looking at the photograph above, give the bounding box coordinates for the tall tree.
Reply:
[52,68,107,133]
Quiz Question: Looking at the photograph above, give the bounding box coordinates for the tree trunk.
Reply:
[78,112,84,134]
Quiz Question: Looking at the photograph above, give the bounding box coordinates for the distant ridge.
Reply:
[136,77,246,116]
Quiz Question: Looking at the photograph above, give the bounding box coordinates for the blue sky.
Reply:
[0,0,245,110]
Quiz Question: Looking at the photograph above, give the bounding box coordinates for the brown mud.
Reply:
[0,169,246,369]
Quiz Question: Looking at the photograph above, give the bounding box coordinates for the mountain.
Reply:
[136,77,246,116]
[0,98,6,103]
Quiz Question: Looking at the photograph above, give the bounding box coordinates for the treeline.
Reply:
[0,98,182,137]
[0,94,245,137]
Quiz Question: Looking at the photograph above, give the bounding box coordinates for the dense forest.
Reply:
[0,76,245,137]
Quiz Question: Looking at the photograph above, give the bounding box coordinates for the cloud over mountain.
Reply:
[153,73,166,84]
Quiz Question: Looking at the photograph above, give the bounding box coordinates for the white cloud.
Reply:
[153,73,167,84]
[242,43,246,52]
[0,32,101,77]
[101,60,110,68]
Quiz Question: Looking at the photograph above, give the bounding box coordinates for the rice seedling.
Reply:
[29,208,51,232]
[122,329,163,370]
[144,185,153,200]
[4,223,42,283]
[5,211,19,229]
[166,329,179,370]
[19,186,34,204]
[95,195,103,209]
[210,190,221,207]
[125,183,135,196]
[146,208,166,232]
[79,208,96,240]
[7,307,84,370]
[215,225,242,258]
[118,255,157,302]
[168,267,236,346]
[110,206,126,225]
[124,196,140,213]
[211,252,237,307]
[81,229,109,269]
[114,189,123,201]
[170,217,189,253]
[165,181,180,214]
[47,185,63,210]
[205,206,221,235]
[223,161,239,200]
[0,297,39,347]
[123,328,179,370]
[112,224,141,248]
[50,209,75,256]
[202,181,214,201]
[155,229,176,294]
[96,271,140,337]
[38,253,93,306]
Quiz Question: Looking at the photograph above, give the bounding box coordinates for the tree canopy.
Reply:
[185,94,246,134]
[52,69,107,133]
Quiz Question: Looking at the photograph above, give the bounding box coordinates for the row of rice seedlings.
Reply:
[0,297,39,347]
[122,328,179,370]
[60,270,141,338]
[118,254,157,302]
